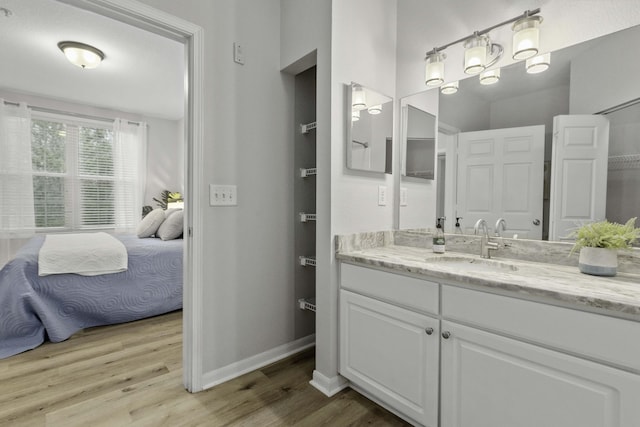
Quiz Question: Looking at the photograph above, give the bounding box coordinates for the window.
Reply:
[30,114,124,231]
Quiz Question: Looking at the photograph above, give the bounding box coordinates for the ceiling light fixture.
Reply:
[352,85,367,110]
[58,41,105,69]
[526,52,551,74]
[352,109,360,122]
[479,68,501,85]
[423,9,541,87]
[512,14,543,60]
[425,50,446,86]
[368,105,382,115]
[440,81,459,95]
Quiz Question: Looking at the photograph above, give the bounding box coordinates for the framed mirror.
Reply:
[398,24,640,240]
[346,82,393,173]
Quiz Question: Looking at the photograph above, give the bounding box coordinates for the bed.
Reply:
[0,234,183,359]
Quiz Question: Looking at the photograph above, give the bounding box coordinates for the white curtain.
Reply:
[112,118,148,232]
[0,100,35,238]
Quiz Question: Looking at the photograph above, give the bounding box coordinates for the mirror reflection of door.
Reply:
[549,115,610,241]
[456,125,544,239]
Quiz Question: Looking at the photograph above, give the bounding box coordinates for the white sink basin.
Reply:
[424,256,519,273]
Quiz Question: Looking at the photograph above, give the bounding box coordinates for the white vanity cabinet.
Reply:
[440,285,640,427]
[338,261,640,427]
[339,263,440,426]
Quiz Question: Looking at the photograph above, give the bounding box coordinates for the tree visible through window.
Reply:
[31,117,116,230]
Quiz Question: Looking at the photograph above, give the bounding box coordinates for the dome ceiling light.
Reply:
[58,41,105,69]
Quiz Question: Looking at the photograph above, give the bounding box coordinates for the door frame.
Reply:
[59,0,205,392]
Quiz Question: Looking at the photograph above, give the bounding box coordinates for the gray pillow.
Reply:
[136,208,166,238]
[157,209,184,240]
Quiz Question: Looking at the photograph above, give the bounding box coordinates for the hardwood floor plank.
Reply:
[0,311,409,427]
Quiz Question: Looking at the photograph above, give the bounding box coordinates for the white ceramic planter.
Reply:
[578,247,618,277]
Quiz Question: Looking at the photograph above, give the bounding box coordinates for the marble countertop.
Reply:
[336,245,640,321]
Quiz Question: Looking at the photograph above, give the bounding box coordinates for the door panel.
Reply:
[339,290,439,427]
[457,126,544,238]
[549,115,609,240]
[441,321,640,427]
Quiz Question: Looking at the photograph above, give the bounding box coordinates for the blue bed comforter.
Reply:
[0,234,182,359]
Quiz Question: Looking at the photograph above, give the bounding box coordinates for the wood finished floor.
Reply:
[0,311,409,426]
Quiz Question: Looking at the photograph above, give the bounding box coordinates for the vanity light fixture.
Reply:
[368,105,382,115]
[423,9,541,86]
[352,109,360,122]
[512,14,543,60]
[425,50,446,86]
[479,68,501,85]
[440,81,459,95]
[526,52,551,74]
[352,85,367,110]
[58,41,105,69]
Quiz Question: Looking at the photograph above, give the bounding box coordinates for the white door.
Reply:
[339,290,439,427]
[549,115,610,241]
[441,321,640,427]
[457,126,544,239]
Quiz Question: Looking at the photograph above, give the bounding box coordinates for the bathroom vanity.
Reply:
[336,232,640,427]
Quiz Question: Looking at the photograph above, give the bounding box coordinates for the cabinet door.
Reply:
[340,290,439,427]
[441,320,640,427]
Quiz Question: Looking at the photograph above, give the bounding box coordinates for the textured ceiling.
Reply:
[0,0,184,120]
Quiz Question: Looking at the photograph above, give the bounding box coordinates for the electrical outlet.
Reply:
[378,185,387,206]
[400,187,408,206]
[210,184,237,206]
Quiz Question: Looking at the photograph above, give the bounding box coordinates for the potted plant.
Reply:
[570,217,640,276]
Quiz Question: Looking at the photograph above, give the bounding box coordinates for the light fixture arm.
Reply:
[424,8,540,57]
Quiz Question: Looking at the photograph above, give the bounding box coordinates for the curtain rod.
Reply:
[596,97,640,115]
[2,100,142,126]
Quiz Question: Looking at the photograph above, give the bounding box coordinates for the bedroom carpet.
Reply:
[0,311,408,426]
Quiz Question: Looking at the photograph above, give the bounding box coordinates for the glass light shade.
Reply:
[464,36,488,74]
[425,52,446,86]
[440,81,459,94]
[368,105,382,115]
[352,109,360,122]
[479,68,501,85]
[526,52,550,74]
[58,41,104,69]
[352,86,367,110]
[512,16,542,60]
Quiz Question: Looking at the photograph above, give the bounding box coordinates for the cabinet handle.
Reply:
[442,331,451,339]
[425,327,434,335]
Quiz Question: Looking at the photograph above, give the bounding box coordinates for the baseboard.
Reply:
[309,369,349,397]
[201,334,315,390]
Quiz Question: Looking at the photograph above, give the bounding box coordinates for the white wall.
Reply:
[136,0,300,380]
[569,24,640,114]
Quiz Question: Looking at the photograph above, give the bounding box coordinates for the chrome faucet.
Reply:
[494,218,507,237]
[474,219,499,259]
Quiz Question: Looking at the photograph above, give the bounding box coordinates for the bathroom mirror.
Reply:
[402,105,436,180]
[346,83,393,173]
[398,24,640,240]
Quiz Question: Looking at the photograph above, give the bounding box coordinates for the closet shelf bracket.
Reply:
[298,297,316,312]
[300,167,317,178]
[300,121,317,134]
[299,256,316,267]
[299,212,317,222]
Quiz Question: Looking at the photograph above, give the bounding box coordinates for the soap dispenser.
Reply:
[433,217,446,254]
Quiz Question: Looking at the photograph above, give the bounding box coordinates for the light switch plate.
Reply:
[400,187,408,206]
[210,184,237,206]
[378,185,387,206]
[233,42,244,65]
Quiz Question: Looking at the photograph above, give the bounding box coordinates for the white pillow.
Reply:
[157,210,184,241]
[137,208,166,238]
